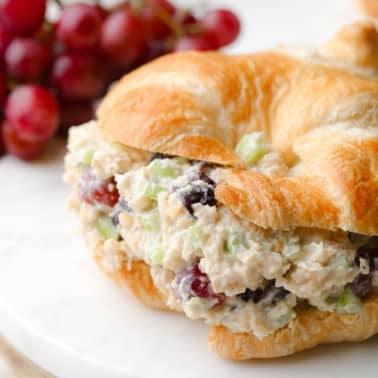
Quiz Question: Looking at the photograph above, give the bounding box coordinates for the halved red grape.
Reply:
[174,262,225,306]
[56,4,103,50]
[0,0,46,36]
[174,34,218,52]
[5,38,50,81]
[100,8,147,68]
[59,100,94,136]
[0,24,12,58]
[51,52,105,100]
[79,168,120,207]
[2,121,46,161]
[5,85,59,143]
[202,9,240,47]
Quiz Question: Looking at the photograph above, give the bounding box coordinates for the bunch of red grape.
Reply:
[0,0,240,161]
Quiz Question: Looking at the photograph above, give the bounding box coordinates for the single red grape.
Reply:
[5,85,59,143]
[100,8,147,68]
[174,34,218,52]
[2,121,46,161]
[0,24,12,58]
[59,100,94,136]
[141,0,176,42]
[51,52,105,100]
[79,168,120,207]
[56,4,103,50]
[174,262,225,306]
[5,38,50,81]
[202,9,240,47]
[0,73,7,104]
[0,0,46,36]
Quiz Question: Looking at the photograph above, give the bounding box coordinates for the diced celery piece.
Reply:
[224,231,244,254]
[235,132,269,166]
[141,181,165,200]
[149,159,178,178]
[75,147,94,167]
[81,148,94,167]
[96,216,119,240]
[150,246,164,265]
[183,224,206,250]
[140,209,160,232]
[335,288,362,314]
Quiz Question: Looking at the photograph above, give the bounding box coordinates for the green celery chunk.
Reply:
[81,148,94,167]
[149,159,178,178]
[150,246,164,265]
[141,181,165,200]
[75,147,94,167]
[140,209,160,232]
[235,132,269,166]
[335,288,362,314]
[96,216,120,240]
[183,224,206,250]
[224,231,244,254]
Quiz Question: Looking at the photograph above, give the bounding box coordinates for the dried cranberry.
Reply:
[174,262,225,306]
[349,273,372,298]
[193,164,216,186]
[348,232,368,244]
[238,281,289,305]
[355,239,378,271]
[79,168,119,207]
[180,184,217,216]
[178,165,217,216]
[238,288,263,303]
[271,287,290,305]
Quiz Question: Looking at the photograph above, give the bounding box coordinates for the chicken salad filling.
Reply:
[65,122,378,338]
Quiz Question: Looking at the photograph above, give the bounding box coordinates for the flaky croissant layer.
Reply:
[64,21,378,359]
[98,22,378,236]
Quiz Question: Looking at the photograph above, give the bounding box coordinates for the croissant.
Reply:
[64,21,378,359]
[361,0,378,18]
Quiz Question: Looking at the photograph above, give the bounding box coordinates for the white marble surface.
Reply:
[1,1,377,377]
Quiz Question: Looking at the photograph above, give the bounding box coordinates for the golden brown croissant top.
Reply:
[97,22,378,235]
[318,21,378,71]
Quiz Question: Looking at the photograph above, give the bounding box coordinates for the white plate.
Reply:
[0,1,376,377]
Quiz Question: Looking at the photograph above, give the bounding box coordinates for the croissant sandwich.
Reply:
[64,22,378,359]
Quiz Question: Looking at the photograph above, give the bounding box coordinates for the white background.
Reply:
[0,1,375,377]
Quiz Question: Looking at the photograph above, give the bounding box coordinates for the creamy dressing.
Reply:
[65,121,368,338]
